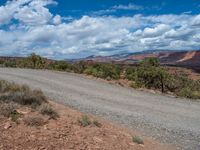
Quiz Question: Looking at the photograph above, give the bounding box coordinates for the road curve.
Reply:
[0,68,200,150]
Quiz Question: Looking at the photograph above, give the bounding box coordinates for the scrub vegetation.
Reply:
[1,53,200,99]
[0,80,59,124]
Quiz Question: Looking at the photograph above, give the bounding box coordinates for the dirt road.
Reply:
[0,68,200,150]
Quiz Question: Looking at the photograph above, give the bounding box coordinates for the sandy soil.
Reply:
[0,101,173,150]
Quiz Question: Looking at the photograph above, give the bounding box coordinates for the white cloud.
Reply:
[0,0,200,59]
[92,9,116,16]
[52,15,62,25]
[0,0,56,26]
[113,3,143,10]
[191,14,200,26]
[14,5,52,25]
[0,0,31,25]
[92,3,143,16]
[143,24,171,37]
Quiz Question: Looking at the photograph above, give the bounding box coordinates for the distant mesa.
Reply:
[0,50,200,69]
[80,50,200,67]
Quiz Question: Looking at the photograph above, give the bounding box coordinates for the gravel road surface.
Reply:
[0,68,200,150]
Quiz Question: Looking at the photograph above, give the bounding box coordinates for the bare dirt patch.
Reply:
[0,100,174,150]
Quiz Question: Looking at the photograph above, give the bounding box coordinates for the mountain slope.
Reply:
[82,50,200,67]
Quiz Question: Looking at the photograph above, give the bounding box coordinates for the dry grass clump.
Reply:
[93,120,102,127]
[24,115,45,126]
[78,115,102,128]
[0,102,21,122]
[0,102,17,117]
[0,80,47,108]
[0,80,58,124]
[39,104,59,119]
[78,115,92,127]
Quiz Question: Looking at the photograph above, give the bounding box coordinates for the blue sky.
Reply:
[0,0,200,59]
[53,0,200,16]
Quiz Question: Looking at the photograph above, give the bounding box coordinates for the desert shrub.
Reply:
[73,61,87,73]
[27,53,46,69]
[135,58,167,92]
[125,67,136,81]
[0,102,16,117]
[176,83,200,99]
[131,81,143,89]
[0,80,11,93]
[84,67,96,75]
[132,136,144,144]
[0,102,20,121]
[24,116,45,126]
[18,59,30,68]
[9,110,21,122]
[50,61,72,71]
[132,58,200,99]
[0,80,47,107]
[164,74,200,99]
[84,63,121,80]
[4,61,17,68]
[0,81,19,93]
[78,115,91,127]
[3,90,46,108]
[39,104,59,119]
[78,116,102,127]
[0,80,30,94]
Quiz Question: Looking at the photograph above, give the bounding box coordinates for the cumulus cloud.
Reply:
[52,15,62,25]
[0,0,56,25]
[0,0,200,59]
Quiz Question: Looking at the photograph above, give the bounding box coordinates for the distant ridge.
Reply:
[1,50,200,69]
[77,50,200,67]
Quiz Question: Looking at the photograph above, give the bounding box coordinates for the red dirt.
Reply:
[0,101,174,150]
[128,54,158,60]
[177,51,196,62]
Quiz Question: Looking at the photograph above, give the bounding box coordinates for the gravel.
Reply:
[0,68,200,150]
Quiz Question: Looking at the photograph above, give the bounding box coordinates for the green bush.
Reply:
[73,61,87,73]
[4,61,17,68]
[9,110,21,122]
[49,61,72,71]
[135,58,167,92]
[132,136,144,144]
[164,74,200,99]
[125,67,136,81]
[84,67,97,75]
[83,63,121,80]
[78,115,91,127]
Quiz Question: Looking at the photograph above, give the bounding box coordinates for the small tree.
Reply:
[29,53,38,68]
[28,53,45,69]
[136,58,167,92]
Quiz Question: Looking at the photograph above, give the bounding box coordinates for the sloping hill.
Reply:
[83,50,200,68]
